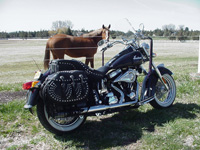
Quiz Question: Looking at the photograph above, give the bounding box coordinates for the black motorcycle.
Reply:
[23,25,176,135]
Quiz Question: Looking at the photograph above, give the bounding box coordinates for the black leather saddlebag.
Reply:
[41,70,89,103]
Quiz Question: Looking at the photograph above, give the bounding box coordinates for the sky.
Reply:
[0,0,200,32]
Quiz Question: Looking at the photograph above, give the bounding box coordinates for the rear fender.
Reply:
[24,89,41,109]
[143,66,173,98]
[24,70,49,109]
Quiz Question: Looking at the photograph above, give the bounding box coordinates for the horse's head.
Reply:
[102,24,111,42]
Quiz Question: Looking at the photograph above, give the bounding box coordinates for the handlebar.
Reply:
[100,27,154,52]
[100,40,126,51]
[100,35,153,67]
[100,22,155,74]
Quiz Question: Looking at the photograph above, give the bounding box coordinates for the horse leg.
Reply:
[51,50,58,59]
[85,57,94,68]
[85,57,90,66]
[52,54,58,59]
[90,57,94,68]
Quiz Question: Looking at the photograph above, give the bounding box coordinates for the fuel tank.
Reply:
[106,46,143,69]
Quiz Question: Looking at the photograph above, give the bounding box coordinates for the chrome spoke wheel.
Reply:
[150,74,176,108]
[44,106,85,132]
[37,100,86,135]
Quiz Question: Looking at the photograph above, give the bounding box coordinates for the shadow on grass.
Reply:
[54,103,200,149]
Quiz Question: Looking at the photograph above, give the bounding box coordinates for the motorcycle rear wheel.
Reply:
[150,73,176,108]
[37,100,86,135]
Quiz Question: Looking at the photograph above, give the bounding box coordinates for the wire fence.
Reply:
[0,35,199,39]
[0,36,199,84]
[0,36,199,64]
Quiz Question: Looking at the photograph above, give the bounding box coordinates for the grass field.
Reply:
[0,39,200,149]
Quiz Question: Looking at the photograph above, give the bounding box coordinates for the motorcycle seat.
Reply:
[49,59,110,81]
[97,65,110,75]
[73,60,110,81]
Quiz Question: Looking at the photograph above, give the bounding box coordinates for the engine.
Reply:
[100,68,139,105]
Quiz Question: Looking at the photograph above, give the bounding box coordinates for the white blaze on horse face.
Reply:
[105,30,109,41]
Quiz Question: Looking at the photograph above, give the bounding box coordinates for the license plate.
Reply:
[34,70,42,80]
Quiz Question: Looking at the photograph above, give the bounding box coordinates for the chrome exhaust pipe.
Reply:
[86,100,137,113]
[82,82,139,114]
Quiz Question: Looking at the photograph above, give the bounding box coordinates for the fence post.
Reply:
[198,35,200,73]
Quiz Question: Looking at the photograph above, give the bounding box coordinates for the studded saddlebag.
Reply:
[41,70,89,104]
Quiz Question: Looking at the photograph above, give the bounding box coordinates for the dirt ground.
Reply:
[0,91,26,103]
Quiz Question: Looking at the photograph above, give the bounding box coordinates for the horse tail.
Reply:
[44,42,50,69]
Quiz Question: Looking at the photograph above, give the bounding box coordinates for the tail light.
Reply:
[22,81,40,90]
[23,81,32,90]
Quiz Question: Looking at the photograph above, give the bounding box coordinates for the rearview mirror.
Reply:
[97,40,105,47]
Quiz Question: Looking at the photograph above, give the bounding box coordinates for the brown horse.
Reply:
[44,25,111,69]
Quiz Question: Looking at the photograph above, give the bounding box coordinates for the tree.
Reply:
[126,30,134,37]
[51,20,73,31]
[162,24,176,31]
[0,32,9,39]
[154,29,163,36]
[178,25,185,30]
[185,27,189,32]
[162,24,176,37]
[57,27,73,35]
[50,20,73,36]
[184,27,190,37]
[19,31,27,39]
[144,30,153,36]
[177,25,188,41]
[191,30,200,40]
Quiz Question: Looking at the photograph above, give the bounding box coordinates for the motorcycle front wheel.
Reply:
[37,100,86,135]
[150,73,176,109]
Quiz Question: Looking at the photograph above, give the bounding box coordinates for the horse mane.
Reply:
[82,28,102,38]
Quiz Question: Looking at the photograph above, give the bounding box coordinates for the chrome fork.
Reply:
[152,63,169,90]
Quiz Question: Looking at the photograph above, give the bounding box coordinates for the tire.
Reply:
[150,74,176,109]
[37,100,86,135]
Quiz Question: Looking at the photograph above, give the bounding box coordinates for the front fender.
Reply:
[144,66,173,98]
[24,89,40,109]
[155,65,173,76]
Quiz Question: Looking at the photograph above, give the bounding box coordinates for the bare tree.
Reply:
[51,20,73,30]
[178,25,185,30]
[162,24,176,31]
[49,20,74,36]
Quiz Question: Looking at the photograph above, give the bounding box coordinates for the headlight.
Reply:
[141,42,150,54]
